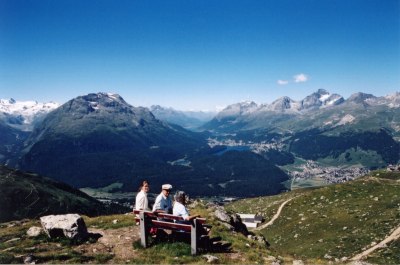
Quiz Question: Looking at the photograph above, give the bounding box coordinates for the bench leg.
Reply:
[191,219,200,255]
[139,212,148,248]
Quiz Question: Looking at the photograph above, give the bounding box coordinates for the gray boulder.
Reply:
[214,206,232,223]
[231,214,249,236]
[27,226,42,237]
[213,206,249,235]
[247,234,270,246]
[40,214,88,240]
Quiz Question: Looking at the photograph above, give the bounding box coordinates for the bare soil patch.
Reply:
[75,226,140,263]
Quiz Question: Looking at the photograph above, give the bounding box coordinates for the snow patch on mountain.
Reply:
[300,89,344,110]
[384,92,400,108]
[0,98,60,130]
[323,94,345,107]
[319,93,330,102]
[336,114,356,126]
[106,93,119,101]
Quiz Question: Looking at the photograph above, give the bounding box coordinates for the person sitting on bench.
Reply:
[153,184,173,214]
[173,190,200,224]
[135,180,150,211]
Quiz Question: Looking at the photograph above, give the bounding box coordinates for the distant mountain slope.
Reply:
[289,128,400,166]
[17,93,208,188]
[176,150,289,197]
[226,170,400,264]
[150,105,215,130]
[0,120,30,165]
[0,165,125,222]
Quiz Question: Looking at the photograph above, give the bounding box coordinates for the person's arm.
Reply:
[152,195,162,212]
[181,206,200,221]
[185,214,201,221]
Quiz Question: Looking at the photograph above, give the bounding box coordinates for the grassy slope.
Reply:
[226,171,400,264]
[0,165,127,222]
[0,207,275,264]
[1,170,399,264]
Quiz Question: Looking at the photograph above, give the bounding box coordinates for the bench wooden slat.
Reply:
[133,210,157,218]
[151,220,192,232]
[157,213,207,224]
[156,213,185,221]
[133,211,207,225]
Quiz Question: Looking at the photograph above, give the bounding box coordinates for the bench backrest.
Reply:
[133,210,157,218]
[157,213,207,224]
[152,220,192,232]
[133,210,207,224]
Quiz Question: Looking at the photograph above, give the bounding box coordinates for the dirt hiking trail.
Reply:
[254,197,295,231]
[351,225,400,261]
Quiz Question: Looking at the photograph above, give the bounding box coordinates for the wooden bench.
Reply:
[133,210,211,255]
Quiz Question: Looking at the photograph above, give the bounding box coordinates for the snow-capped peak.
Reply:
[0,98,60,130]
[268,96,301,112]
[300,89,344,110]
[215,101,259,120]
[0,98,59,116]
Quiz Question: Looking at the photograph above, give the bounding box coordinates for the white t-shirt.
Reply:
[173,201,189,220]
[152,193,172,213]
[135,190,149,211]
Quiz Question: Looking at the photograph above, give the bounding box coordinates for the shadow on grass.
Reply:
[133,230,232,254]
[86,232,102,243]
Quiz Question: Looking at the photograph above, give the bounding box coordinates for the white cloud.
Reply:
[293,73,308,83]
[277,80,289,85]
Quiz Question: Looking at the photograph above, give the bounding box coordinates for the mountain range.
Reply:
[1,89,399,197]
[0,92,288,197]
[202,89,400,169]
[203,89,400,133]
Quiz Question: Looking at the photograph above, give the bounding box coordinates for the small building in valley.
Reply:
[238,213,263,228]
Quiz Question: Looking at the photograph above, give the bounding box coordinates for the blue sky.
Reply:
[1,0,399,111]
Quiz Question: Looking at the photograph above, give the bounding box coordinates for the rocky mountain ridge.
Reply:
[209,89,400,125]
